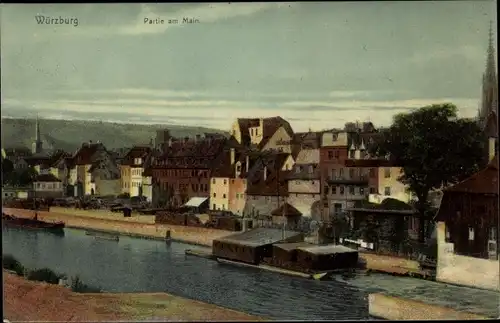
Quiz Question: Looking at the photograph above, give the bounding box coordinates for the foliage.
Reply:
[1,117,227,151]
[26,268,63,284]
[2,254,25,276]
[70,275,102,293]
[369,104,484,241]
[3,166,38,186]
[2,158,14,176]
[117,192,130,198]
[355,215,382,244]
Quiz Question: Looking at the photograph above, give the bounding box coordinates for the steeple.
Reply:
[32,114,43,154]
[479,20,498,126]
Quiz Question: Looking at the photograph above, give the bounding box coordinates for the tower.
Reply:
[31,115,43,154]
[479,21,498,127]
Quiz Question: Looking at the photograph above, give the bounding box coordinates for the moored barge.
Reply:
[2,213,65,235]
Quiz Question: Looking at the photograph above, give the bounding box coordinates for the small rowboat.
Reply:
[85,231,119,241]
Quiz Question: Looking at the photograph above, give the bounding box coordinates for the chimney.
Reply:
[168,137,173,147]
[246,155,250,172]
[89,140,93,144]
[259,118,264,129]
[149,137,154,147]
[230,148,235,165]
[195,134,201,143]
[263,166,268,180]
[96,140,101,144]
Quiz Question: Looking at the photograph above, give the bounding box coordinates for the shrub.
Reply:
[26,268,63,284]
[2,254,25,276]
[70,275,101,293]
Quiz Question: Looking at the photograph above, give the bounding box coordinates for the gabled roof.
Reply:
[258,117,295,150]
[444,155,498,195]
[121,146,151,166]
[2,147,32,158]
[215,227,302,247]
[72,142,106,166]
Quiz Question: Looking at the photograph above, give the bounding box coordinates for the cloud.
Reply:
[408,45,485,64]
[2,95,480,132]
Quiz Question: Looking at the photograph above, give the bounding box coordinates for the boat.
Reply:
[2,213,65,235]
[85,230,119,241]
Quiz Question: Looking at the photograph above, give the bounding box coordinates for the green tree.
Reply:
[18,167,38,186]
[2,158,14,178]
[370,104,484,242]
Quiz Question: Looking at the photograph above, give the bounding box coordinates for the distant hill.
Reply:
[1,117,227,152]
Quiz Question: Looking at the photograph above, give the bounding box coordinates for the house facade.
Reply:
[230,117,295,151]
[244,152,294,222]
[287,149,321,220]
[1,147,31,170]
[120,146,151,197]
[435,156,499,291]
[33,173,64,198]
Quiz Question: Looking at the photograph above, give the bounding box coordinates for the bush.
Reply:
[70,275,101,293]
[26,268,63,284]
[2,254,25,276]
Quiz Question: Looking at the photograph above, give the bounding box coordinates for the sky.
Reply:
[1,1,497,132]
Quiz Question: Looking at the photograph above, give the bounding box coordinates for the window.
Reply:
[308,165,313,173]
[213,193,216,198]
[312,180,315,184]
[370,187,376,194]
[339,186,344,195]
[445,225,451,240]
[212,178,216,184]
[489,227,497,241]
[349,169,355,179]
[332,186,337,194]
[223,179,227,185]
[223,194,227,198]
[468,227,475,241]
[349,150,355,159]
[231,179,234,184]
[384,168,391,178]
[349,186,355,195]
[324,186,329,195]
[213,204,216,210]
[236,165,241,172]
[360,187,364,195]
[335,150,340,158]
[339,168,344,177]
[369,168,375,178]
[296,166,302,174]
[256,129,259,136]
[384,187,391,196]
[328,151,333,159]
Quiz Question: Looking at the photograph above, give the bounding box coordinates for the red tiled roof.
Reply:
[444,156,498,195]
[72,143,105,165]
[34,173,61,182]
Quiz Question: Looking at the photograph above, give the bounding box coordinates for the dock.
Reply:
[185,249,217,260]
[217,258,312,279]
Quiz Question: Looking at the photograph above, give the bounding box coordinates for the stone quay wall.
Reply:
[2,208,233,247]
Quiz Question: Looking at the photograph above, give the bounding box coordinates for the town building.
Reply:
[1,147,31,170]
[68,141,116,196]
[33,173,64,198]
[435,155,498,291]
[319,122,379,221]
[151,134,231,208]
[141,150,161,203]
[243,152,295,224]
[286,148,321,220]
[229,117,295,151]
[120,146,152,197]
[88,155,121,196]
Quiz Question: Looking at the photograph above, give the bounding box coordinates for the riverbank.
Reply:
[2,207,233,247]
[368,293,490,320]
[3,271,266,322]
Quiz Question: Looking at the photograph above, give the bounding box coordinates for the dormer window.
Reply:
[349,150,355,159]
[308,165,313,173]
[296,166,301,174]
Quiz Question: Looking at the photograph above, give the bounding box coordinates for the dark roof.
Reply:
[293,131,322,149]
[273,242,313,251]
[34,173,61,182]
[348,198,416,214]
[443,156,498,195]
[121,146,151,166]
[271,203,302,217]
[2,147,32,158]
[245,152,291,196]
[215,228,302,247]
[72,143,106,165]
[258,117,295,150]
[48,150,71,167]
[153,137,228,169]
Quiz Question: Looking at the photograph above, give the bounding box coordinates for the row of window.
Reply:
[326,150,370,160]
[212,178,248,185]
[323,186,391,196]
[35,182,62,190]
[154,169,209,178]
[159,182,210,193]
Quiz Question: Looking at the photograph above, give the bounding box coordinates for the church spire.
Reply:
[32,114,43,154]
[35,114,40,143]
[480,20,498,125]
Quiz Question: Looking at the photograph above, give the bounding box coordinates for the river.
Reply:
[2,227,499,320]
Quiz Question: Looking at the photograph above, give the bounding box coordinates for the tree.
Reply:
[370,104,484,242]
[2,158,14,178]
[17,167,38,186]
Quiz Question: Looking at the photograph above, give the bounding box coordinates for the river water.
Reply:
[2,227,499,320]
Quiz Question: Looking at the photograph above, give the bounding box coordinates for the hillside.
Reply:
[1,118,227,151]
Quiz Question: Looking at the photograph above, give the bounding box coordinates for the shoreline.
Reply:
[3,271,266,321]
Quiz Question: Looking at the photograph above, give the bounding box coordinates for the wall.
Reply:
[142,176,153,202]
[288,179,320,194]
[244,195,285,218]
[95,178,121,196]
[229,178,246,215]
[34,181,64,198]
[287,193,321,219]
[436,221,500,291]
[230,120,243,144]
[262,126,293,153]
[210,177,230,211]
[130,167,143,197]
[377,167,411,202]
[368,293,488,320]
[249,119,264,145]
[84,165,93,195]
[120,165,131,194]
